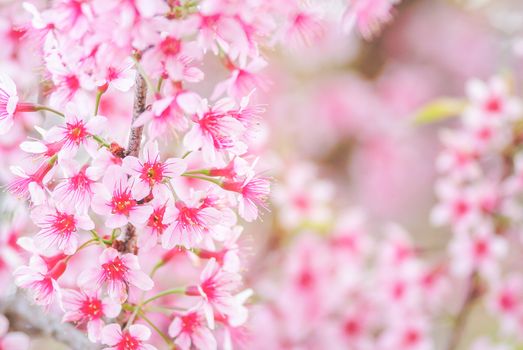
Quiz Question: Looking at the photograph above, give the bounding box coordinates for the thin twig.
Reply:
[446,273,482,350]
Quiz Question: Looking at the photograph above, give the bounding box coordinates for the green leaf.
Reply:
[413,98,467,124]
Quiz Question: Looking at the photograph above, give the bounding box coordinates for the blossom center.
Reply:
[52,212,76,235]
[111,189,136,215]
[117,332,140,350]
[160,37,181,56]
[102,257,128,281]
[484,96,502,113]
[148,206,167,233]
[80,297,103,320]
[141,161,164,185]
[181,312,200,333]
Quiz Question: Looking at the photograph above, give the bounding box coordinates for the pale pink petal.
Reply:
[102,298,122,318]
[129,205,154,226]
[101,323,123,346]
[127,270,154,291]
[129,324,152,341]
[87,319,104,343]
[168,317,182,338]
[106,214,129,229]
[192,327,217,350]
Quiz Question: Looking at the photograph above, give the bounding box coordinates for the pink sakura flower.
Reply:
[281,10,325,49]
[168,310,217,350]
[91,166,153,229]
[377,316,433,350]
[53,160,100,212]
[222,174,270,222]
[50,0,94,39]
[44,103,107,159]
[178,93,247,163]
[122,141,186,199]
[142,28,203,83]
[464,76,522,126]
[186,258,244,328]
[31,204,94,255]
[488,275,523,335]
[78,247,154,302]
[0,314,30,350]
[14,254,66,306]
[272,163,334,229]
[7,160,55,205]
[0,73,18,134]
[94,45,136,92]
[62,289,121,342]
[431,180,479,233]
[134,93,189,140]
[196,14,252,60]
[342,0,400,39]
[138,193,176,251]
[197,226,244,273]
[449,228,507,279]
[101,323,157,350]
[212,57,269,101]
[162,195,221,249]
[436,130,481,181]
[45,52,94,108]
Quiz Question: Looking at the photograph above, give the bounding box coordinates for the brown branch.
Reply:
[115,72,147,255]
[446,273,482,350]
[126,72,147,158]
[0,289,99,350]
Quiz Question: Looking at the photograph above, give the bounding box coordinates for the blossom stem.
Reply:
[181,174,222,186]
[141,288,186,306]
[94,89,104,115]
[182,169,211,176]
[33,105,65,118]
[92,134,110,148]
[138,310,173,346]
[89,230,111,245]
[149,260,165,279]
[64,239,98,263]
[156,77,164,93]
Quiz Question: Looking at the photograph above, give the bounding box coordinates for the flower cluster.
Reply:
[0,0,416,348]
[432,76,523,344]
[0,0,323,348]
[249,166,448,349]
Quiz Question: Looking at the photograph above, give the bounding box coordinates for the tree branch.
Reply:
[0,289,99,350]
[116,72,147,255]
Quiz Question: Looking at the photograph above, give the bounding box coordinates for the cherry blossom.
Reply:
[62,289,121,342]
[101,323,157,350]
[168,310,217,350]
[31,203,94,255]
[78,248,153,302]
[0,73,18,134]
[14,254,66,307]
[186,258,244,328]
[122,141,186,199]
[91,166,153,228]
[162,195,221,249]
